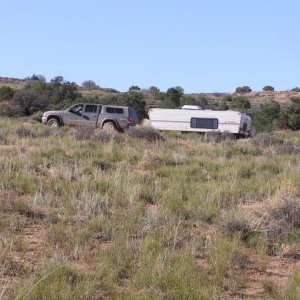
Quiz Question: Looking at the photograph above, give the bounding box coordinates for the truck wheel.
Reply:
[47,118,60,127]
[103,121,116,134]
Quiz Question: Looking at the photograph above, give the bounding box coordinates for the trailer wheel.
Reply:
[47,118,60,127]
[103,121,117,134]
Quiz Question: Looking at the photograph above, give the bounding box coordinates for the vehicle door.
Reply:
[78,104,100,126]
[63,104,85,126]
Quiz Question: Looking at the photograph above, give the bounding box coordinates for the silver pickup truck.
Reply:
[42,103,139,132]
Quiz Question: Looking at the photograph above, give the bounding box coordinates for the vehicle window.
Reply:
[105,107,124,114]
[106,107,115,113]
[190,118,218,129]
[115,108,124,114]
[129,108,138,118]
[85,105,97,113]
[69,104,83,113]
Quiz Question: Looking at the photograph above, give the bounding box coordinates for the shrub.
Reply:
[81,80,98,89]
[290,87,300,92]
[15,126,37,138]
[262,85,275,92]
[127,127,163,141]
[138,150,164,170]
[73,127,95,140]
[218,100,229,110]
[250,133,284,147]
[252,100,281,132]
[221,95,232,102]
[12,90,49,116]
[221,209,254,242]
[128,85,141,91]
[268,198,300,229]
[203,132,235,143]
[235,86,252,94]
[231,96,251,109]
[280,103,300,130]
[95,130,124,143]
[0,86,14,101]
[30,111,44,123]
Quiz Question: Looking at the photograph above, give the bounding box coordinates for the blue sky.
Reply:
[1,0,299,93]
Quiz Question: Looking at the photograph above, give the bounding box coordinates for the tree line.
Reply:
[0,75,300,131]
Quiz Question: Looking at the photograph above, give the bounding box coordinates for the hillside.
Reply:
[0,76,298,112]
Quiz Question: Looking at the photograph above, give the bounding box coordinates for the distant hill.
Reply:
[0,76,298,112]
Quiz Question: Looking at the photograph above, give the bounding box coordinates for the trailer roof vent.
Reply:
[181,105,202,110]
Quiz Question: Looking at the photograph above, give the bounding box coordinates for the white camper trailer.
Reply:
[148,107,252,137]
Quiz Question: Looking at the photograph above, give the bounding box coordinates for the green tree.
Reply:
[291,87,300,92]
[180,95,207,109]
[253,100,281,132]
[147,86,160,94]
[128,85,141,91]
[82,80,98,89]
[30,74,46,82]
[50,76,64,86]
[231,96,251,110]
[161,87,183,108]
[263,85,275,92]
[12,90,49,116]
[235,86,252,94]
[147,86,164,100]
[280,103,300,130]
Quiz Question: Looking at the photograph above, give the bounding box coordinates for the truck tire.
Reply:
[47,118,60,127]
[102,121,116,134]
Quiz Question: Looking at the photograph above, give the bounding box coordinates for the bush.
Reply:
[73,127,95,140]
[221,95,232,102]
[231,96,251,109]
[235,86,252,94]
[0,86,14,101]
[218,100,229,110]
[262,85,275,92]
[127,127,163,141]
[15,126,37,138]
[221,209,253,242]
[280,103,300,130]
[30,111,44,123]
[290,87,300,92]
[161,87,184,108]
[203,132,235,143]
[266,198,300,245]
[81,80,98,89]
[252,100,281,132]
[12,90,49,116]
[251,133,284,147]
[180,95,208,109]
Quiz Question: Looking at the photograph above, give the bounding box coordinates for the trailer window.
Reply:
[190,118,218,129]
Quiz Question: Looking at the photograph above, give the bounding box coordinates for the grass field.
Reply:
[0,119,300,299]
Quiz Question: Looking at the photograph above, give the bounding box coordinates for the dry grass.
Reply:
[0,119,300,299]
